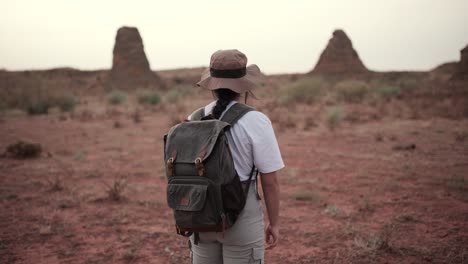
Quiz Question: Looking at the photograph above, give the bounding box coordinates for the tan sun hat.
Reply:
[196,49,264,98]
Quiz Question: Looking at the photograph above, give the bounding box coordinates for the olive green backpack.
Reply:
[164,103,256,241]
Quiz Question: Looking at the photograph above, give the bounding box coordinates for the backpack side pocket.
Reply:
[221,174,247,226]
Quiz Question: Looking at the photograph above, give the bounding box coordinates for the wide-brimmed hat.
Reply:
[196,49,263,98]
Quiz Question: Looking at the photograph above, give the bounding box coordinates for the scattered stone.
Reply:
[57,199,74,209]
[113,120,122,128]
[5,140,42,159]
[110,26,163,90]
[375,133,384,142]
[39,226,53,236]
[392,143,416,151]
[58,114,68,121]
[312,29,368,75]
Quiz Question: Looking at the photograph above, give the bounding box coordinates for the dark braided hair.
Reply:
[212,88,240,119]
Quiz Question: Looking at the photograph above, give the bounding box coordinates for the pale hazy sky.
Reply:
[1,0,468,74]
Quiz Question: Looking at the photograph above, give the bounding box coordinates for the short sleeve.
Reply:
[245,112,284,174]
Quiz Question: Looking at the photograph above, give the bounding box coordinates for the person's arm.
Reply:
[260,171,280,249]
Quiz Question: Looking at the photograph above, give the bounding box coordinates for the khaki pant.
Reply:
[189,186,264,264]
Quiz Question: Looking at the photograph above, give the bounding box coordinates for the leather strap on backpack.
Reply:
[176,225,193,237]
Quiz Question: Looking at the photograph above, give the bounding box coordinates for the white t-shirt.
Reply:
[190,101,284,181]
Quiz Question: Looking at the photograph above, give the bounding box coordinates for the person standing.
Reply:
[188,49,284,263]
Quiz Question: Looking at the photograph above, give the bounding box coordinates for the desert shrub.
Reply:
[6,140,42,159]
[107,90,127,105]
[333,80,370,103]
[55,93,79,112]
[172,76,185,84]
[353,224,394,253]
[3,85,54,115]
[26,99,51,115]
[137,90,161,105]
[375,85,401,100]
[358,197,375,213]
[325,106,344,130]
[166,85,193,103]
[280,77,327,105]
[446,175,467,192]
[324,204,346,218]
[105,178,127,201]
[73,151,85,161]
[396,213,419,223]
[290,189,322,203]
[396,77,419,92]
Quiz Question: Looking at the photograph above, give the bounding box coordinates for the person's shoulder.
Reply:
[239,109,272,127]
[188,101,216,120]
[244,109,270,121]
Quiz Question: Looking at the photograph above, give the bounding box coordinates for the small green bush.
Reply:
[325,106,344,130]
[397,78,419,92]
[280,77,326,105]
[333,80,370,103]
[107,90,127,105]
[56,94,79,112]
[137,90,161,105]
[375,85,401,100]
[166,85,192,103]
[26,99,51,115]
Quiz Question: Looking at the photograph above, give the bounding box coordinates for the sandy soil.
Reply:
[1,104,467,264]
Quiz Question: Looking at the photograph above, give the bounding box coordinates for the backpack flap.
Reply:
[165,120,230,168]
[167,184,207,211]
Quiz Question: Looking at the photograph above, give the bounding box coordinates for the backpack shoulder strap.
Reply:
[189,107,205,121]
[220,103,255,126]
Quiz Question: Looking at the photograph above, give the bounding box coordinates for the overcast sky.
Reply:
[1,0,468,74]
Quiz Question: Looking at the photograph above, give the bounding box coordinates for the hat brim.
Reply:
[196,64,263,99]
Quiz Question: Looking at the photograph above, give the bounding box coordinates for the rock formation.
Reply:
[452,44,468,80]
[312,29,368,75]
[110,26,163,90]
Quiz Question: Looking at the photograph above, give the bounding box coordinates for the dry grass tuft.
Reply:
[324,204,347,218]
[47,176,64,192]
[395,213,419,223]
[290,189,322,203]
[353,224,395,255]
[104,178,128,202]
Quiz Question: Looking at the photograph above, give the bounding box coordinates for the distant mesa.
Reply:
[110,26,163,90]
[311,29,369,75]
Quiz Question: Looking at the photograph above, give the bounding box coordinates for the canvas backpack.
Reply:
[164,103,257,240]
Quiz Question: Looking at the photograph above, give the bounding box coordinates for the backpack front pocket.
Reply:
[167,177,222,231]
[167,184,207,211]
